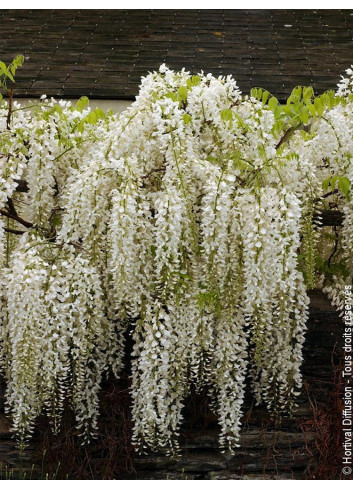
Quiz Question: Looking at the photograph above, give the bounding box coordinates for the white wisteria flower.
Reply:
[0,63,352,453]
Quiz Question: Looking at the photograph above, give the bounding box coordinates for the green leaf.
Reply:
[268,97,278,111]
[165,91,178,102]
[288,86,302,105]
[183,113,192,124]
[92,107,106,120]
[6,72,15,83]
[321,93,329,107]
[282,105,295,116]
[303,86,314,104]
[75,96,89,112]
[220,109,233,122]
[187,76,201,89]
[262,90,269,104]
[322,176,331,192]
[290,115,300,126]
[235,114,250,132]
[314,97,324,116]
[308,104,316,116]
[76,107,106,131]
[331,175,338,188]
[250,88,258,99]
[300,108,310,124]
[274,106,283,119]
[178,86,188,103]
[0,61,7,74]
[12,55,24,69]
[258,145,266,159]
[338,176,351,198]
[272,120,284,134]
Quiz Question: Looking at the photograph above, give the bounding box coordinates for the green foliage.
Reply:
[322,174,351,199]
[250,87,272,105]
[0,55,24,95]
[178,85,188,104]
[165,85,190,108]
[163,77,200,108]
[186,75,201,89]
[220,108,233,122]
[75,96,89,112]
[251,84,345,138]
[316,256,350,280]
[182,113,192,124]
[77,107,107,132]
[338,176,351,198]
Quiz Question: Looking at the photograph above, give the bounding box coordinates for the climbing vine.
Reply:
[0,57,352,453]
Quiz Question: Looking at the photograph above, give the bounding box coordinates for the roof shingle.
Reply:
[0,9,352,101]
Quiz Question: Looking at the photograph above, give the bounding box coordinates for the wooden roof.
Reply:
[0,9,352,101]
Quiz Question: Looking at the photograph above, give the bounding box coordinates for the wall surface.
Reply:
[15,99,132,114]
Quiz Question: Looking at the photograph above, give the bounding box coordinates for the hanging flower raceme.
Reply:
[1,235,120,446]
[0,63,352,453]
[239,189,309,411]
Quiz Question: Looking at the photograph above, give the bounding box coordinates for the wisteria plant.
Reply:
[0,56,352,453]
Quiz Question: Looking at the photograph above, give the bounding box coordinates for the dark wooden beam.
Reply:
[315,210,344,227]
[14,179,28,192]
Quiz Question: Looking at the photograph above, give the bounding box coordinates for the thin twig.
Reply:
[4,227,25,235]
[6,88,13,130]
[7,197,18,217]
[328,226,339,267]
[0,208,33,228]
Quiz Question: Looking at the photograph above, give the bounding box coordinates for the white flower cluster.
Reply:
[337,65,353,96]
[0,65,352,453]
[2,236,119,447]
